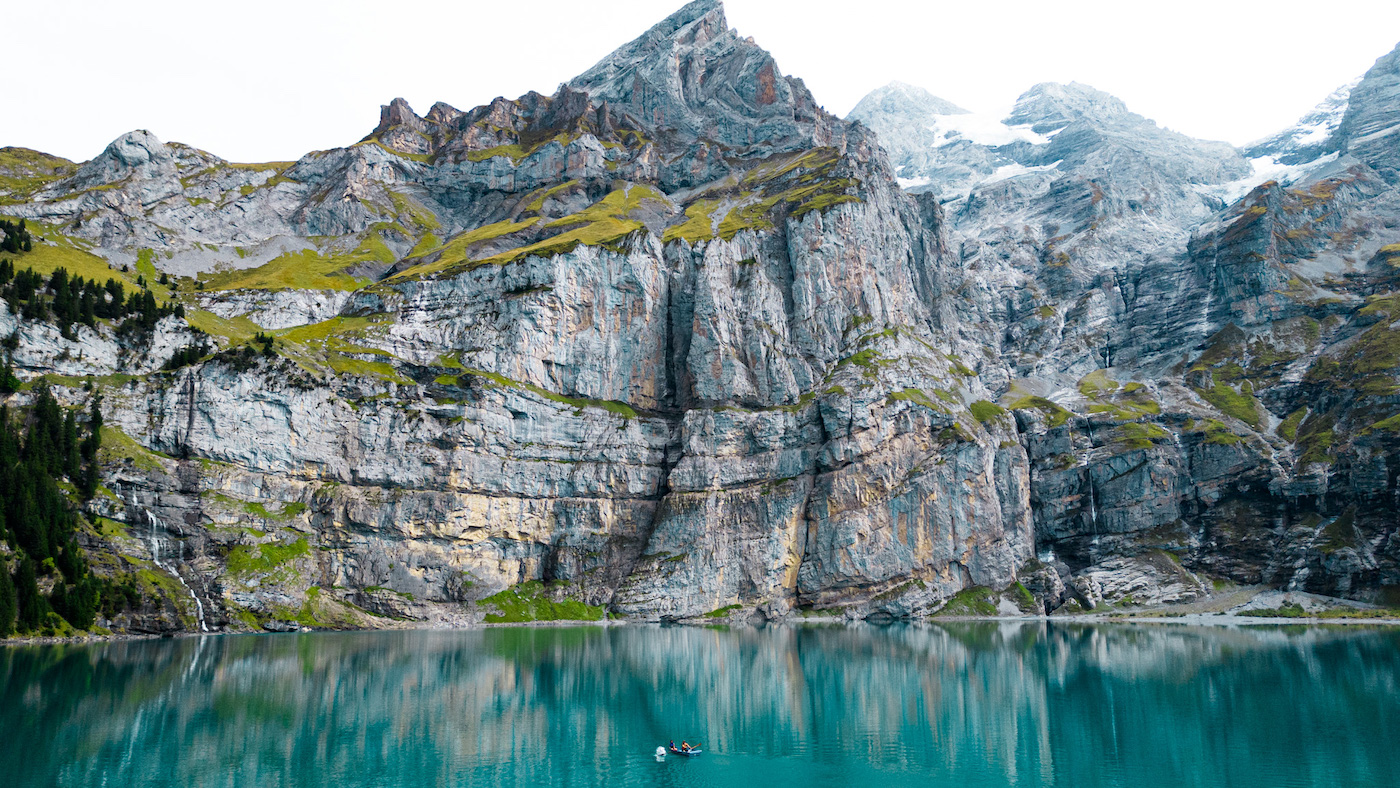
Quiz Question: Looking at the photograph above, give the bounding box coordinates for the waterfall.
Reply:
[1198,243,1218,339]
[1088,480,1100,564]
[1287,515,1330,591]
[140,501,207,633]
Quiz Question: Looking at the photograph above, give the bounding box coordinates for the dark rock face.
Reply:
[2,3,1399,633]
[1338,42,1400,178]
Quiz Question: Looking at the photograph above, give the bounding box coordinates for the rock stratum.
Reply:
[1,0,1398,633]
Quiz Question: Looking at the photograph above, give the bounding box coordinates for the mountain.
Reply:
[846,83,971,191]
[1336,41,1400,179]
[0,0,1021,631]
[0,2,1397,637]
[1244,79,1356,166]
[848,44,1400,606]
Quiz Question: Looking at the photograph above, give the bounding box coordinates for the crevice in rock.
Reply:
[605,418,683,610]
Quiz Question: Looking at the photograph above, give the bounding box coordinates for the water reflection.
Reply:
[2,623,1397,787]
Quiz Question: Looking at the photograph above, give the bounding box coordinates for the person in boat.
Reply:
[681,741,692,752]
[669,740,677,752]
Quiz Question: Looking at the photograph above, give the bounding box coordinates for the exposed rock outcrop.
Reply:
[1,3,1397,636]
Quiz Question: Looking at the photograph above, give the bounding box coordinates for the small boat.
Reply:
[668,746,703,756]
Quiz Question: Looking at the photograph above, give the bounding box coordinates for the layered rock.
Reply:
[844,40,1400,608]
[1,3,1398,636]
[0,0,1039,634]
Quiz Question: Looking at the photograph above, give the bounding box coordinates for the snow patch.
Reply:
[926,109,1056,149]
[1291,120,1334,148]
[1193,153,1339,205]
[983,160,1063,184]
[897,176,933,190]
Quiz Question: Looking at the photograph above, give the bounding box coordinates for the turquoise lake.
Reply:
[2,623,1397,787]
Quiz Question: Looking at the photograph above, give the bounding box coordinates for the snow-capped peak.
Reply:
[1244,77,1359,164]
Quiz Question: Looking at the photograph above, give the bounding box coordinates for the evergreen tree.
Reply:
[0,392,123,632]
[14,556,44,632]
[49,577,68,623]
[56,538,83,584]
[69,574,98,630]
[10,481,49,560]
[0,357,18,395]
[80,290,96,327]
[79,395,103,500]
[0,561,14,638]
[62,410,80,478]
[28,387,63,476]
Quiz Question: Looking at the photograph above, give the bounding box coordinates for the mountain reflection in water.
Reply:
[3,622,1397,787]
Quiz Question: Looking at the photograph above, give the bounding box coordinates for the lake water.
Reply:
[2,622,1397,787]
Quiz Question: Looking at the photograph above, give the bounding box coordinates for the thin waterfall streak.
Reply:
[140,498,207,633]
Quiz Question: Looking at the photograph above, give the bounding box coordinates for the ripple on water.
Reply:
[1,622,1398,788]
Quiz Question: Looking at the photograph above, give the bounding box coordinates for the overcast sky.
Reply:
[9,0,1400,163]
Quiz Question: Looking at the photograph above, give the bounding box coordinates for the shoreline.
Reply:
[5,608,1399,647]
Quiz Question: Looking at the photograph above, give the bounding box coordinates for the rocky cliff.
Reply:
[850,40,1400,608]
[0,1,1397,635]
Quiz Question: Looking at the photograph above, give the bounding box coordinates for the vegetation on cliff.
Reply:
[0,389,124,637]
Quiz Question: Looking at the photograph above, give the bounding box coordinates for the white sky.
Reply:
[8,0,1400,163]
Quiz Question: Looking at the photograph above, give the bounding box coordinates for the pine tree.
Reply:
[0,386,126,632]
[79,394,103,500]
[49,578,68,623]
[14,556,44,632]
[0,357,18,395]
[28,387,63,475]
[80,290,96,327]
[11,480,49,560]
[69,574,98,631]
[0,561,15,638]
[57,538,83,584]
[62,410,80,478]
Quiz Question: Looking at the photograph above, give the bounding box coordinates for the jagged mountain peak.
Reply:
[850,82,968,119]
[569,0,732,101]
[59,129,183,193]
[1244,78,1357,165]
[425,101,463,126]
[374,98,424,135]
[1337,39,1400,177]
[585,0,727,63]
[848,75,1247,206]
[568,0,834,150]
[45,128,230,200]
[99,129,173,167]
[1242,39,1399,177]
[1005,81,1130,133]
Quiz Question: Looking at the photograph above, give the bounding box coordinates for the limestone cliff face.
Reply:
[2,3,1398,634]
[0,0,1034,633]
